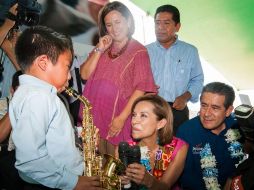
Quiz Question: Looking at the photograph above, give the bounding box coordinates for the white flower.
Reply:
[140,146,150,160]
[203,177,221,190]
[225,129,241,143]
[200,156,216,168]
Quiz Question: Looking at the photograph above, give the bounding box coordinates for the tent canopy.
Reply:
[132,0,254,90]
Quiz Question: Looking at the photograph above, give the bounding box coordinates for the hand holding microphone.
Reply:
[125,163,148,185]
[125,146,155,189]
[118,142,141,189]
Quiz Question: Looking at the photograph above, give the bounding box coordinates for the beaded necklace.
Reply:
[108,39,130,59]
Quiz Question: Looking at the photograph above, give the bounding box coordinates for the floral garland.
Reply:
[200,143,221,190]
[224,129,245,167]
[200,129,245,190]
[140,146,152,172]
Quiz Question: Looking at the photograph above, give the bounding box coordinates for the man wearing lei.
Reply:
[177,82,245,190]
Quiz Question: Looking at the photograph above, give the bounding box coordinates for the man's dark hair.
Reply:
[155,4,180,24]
[200,82,235,109]
[15,25,73,72]
[98,1,135,37]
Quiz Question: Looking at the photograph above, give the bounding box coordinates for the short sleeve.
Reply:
[132,49,157,93]
[171,137,188,161]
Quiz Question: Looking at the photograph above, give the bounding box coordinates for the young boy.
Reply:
[9,26,102,190]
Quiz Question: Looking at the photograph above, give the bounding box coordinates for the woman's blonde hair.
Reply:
[131,94,173,146]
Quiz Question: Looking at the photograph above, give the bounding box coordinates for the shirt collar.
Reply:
[200,115,235,136]
[19,74,57,94]
[155,35,179,49]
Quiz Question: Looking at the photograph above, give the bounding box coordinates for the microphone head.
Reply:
[118,141,130,167]
[118,141,129,154]
[128,145,141,189]
[128,145,141,164]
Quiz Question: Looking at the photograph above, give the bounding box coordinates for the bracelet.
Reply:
[94,47,104,53]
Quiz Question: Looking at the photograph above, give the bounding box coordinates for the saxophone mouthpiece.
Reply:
[65,87,79,98]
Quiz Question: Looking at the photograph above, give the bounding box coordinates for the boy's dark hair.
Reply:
[98,1,135,37]
[15,25,74,72]
[155,4,180,24]
[11,70,23,90]
[200,82,235,109]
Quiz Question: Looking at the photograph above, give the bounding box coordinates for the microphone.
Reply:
[119,142,131,189]
[118,141,130,167]
[128,145,141,190]
[128,145,141,164]
[118,143,141,190]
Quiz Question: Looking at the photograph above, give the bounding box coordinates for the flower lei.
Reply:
[224,129,245,167]
[200,143,221,190]
[200,129,244,190]
[140,146,151,172]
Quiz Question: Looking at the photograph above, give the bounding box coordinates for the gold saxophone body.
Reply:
[65,87,125,190]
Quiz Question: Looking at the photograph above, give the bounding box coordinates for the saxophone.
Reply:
[65,87,125,190]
